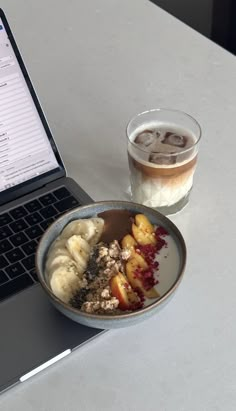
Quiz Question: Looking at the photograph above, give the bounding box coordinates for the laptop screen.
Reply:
[0,17,61,194]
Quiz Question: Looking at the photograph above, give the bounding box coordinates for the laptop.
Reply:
[0,9,105,393]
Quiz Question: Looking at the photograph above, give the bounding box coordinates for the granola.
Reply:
[71,240,129,314]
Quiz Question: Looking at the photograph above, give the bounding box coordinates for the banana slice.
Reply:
[66,235,90,274]
[46,217,105,304]
[47,239,69,257]
[60,218,104,245]
[46,254,72,278]
[50,264,87,303]
[46,239,71,274]
[61,219,96,242]
[89,218,104,246]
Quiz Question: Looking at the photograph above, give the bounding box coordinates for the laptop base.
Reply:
[0,176,105,393]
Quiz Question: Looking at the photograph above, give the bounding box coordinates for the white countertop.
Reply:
[1,0,236,410]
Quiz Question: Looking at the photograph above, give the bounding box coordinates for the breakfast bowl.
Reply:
[36,201,186,329]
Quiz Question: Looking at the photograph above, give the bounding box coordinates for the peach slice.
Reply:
[110,274,130,310]
[118,272,140,305]
[121,234,137,252]
[132,223,157,246]
[121,234,148,268]
[110,272,139,310]
[144,287,160,299]
[133,252,148,269]
[135,214,154,234]
[126,259,160,299]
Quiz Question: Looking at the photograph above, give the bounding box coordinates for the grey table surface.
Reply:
[1,0,236,410]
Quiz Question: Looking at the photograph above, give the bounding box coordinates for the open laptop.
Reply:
[0,9,105,393]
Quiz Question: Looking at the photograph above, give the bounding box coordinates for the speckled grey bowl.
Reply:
[36,201,186,329]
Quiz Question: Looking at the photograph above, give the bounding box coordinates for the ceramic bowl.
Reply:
[36,201,186,329]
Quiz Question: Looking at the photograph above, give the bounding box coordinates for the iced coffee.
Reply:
[127,109,201,214]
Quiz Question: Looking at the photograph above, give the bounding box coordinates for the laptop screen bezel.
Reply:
[0,9,66,206]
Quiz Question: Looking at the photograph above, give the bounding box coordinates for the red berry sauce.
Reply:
[134,226,169,291]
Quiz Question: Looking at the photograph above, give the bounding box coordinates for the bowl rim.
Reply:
[35,200,187,321]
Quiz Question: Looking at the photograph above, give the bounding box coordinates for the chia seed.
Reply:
[85,246,99,282]
[70,287,89,309]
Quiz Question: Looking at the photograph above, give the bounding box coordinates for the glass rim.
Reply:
[126,108,202,156]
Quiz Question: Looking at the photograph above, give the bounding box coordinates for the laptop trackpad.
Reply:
[0,285,104,391]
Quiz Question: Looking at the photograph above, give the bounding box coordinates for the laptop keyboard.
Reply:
[0,187,81,302]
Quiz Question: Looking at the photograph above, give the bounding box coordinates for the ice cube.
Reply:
[162,132,187,148]
[134,130,156,148]
[149,152,176,165]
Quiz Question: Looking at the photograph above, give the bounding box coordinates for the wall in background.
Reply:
[150,0,236,54]
[151,0,213,37]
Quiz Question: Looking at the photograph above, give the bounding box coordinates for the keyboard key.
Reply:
[0,225,13,241]
[0,270,8,284]
[40,205,58,219]
[6,248,25,264]
[10,206,28,220]
[25,211,43,226]
[25,224,43,240]
[0,274,34,302]
[24,199,41,213]
[10,232,28,247]
[0,213,13,227]
[5,262,25,279]
[54,196,79,213]
[40,218,54,231]
[22,240,38,256]
[53,187,70,200]
[10,218,28,233]
[0,239,13,253]
[0,255,9,269]
[22,255,35,271]
[30,269,39,282]
[39,193,56,206]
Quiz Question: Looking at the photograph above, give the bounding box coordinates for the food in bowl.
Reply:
[45,210,171,315]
